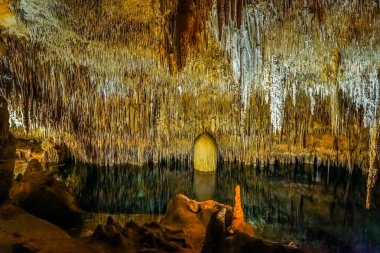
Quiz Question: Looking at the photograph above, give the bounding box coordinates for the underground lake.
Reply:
[49,160,380,252]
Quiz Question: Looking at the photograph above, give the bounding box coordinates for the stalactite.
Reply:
[0,0,378,170]
[230,0,236,22]
[236,0,243,28]
[217,0,225,40]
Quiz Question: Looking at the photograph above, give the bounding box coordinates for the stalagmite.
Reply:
[232,184,254,236]
[232,185,244,229]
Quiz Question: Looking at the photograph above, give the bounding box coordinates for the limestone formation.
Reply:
[232,185,254,236]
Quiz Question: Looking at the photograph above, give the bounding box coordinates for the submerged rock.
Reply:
[9,170,83,232]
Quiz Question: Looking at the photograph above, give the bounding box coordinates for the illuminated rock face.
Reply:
[193,133,218,172]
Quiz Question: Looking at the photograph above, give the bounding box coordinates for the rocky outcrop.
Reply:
[159,193,301,252]
[91,216,192,253]
[160,194,233,251]
[1,191,303,253]
[0,96,15,203]
[0,203,103,253]
[9,169,83,232]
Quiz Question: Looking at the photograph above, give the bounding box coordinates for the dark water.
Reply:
[58,161,380,253]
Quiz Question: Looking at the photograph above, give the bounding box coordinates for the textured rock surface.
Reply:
[0,203,102,253]
[160,194,233,251]
[9,170,83,232]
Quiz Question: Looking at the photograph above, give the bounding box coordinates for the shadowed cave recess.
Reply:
[0,0,380,252]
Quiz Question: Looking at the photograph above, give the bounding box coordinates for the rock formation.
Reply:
[232,185,254,236]
[1,193,302,252]
[9,167,83,232]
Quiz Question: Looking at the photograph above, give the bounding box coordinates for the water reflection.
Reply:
[60,161,380,252]
[194,170,216,201]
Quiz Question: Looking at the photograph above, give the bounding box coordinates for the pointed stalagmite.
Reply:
[232,185,244,228]
[232,185,254,236]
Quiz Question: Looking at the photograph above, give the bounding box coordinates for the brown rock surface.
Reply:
[0,193,304,253]
[160,194,232,252]
[0,203,102,253]
[9,170,83,232]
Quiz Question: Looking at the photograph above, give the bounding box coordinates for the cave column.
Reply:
[0,96,15,203]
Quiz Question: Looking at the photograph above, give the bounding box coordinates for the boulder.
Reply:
[91,216,191,252]
[159,194,232,251]
[9,170,83,232]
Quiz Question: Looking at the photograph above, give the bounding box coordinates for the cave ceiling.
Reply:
[0,0,379,174]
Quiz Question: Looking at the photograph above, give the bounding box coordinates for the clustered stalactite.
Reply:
[0,0,379,202]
